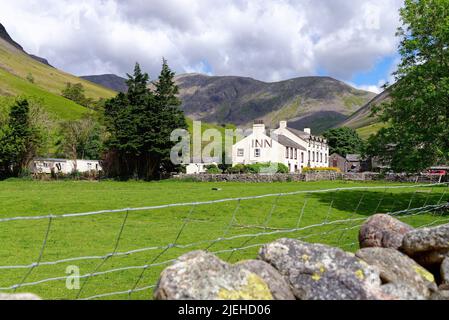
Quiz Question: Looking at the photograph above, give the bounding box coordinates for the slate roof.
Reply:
[273,134,307,151]
[346,154,361,162]
[286,128,326,142]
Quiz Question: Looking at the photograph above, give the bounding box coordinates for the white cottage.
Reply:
[30,158,102,174]
[232,120,329,173]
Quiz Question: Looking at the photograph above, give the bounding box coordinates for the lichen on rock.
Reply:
[356,247,437,298]
[259,238,384,300]
[154,250,293,300]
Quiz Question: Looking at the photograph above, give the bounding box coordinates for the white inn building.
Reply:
[232,120,329,173]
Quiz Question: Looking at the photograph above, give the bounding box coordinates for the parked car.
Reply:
[427,169,447,175]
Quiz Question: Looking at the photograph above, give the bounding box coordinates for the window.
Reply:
[285,147,289,159]
[320,153,323,163]
[313,152,315,162]
[294,149,298,160]
[237,149,244,157]
[254,149,261,157]
[308,151,311,162]
[325,154,328,164]
[301,152,304,163]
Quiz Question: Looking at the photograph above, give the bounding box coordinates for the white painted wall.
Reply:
[30,159,102,174]
[232,121,330,173]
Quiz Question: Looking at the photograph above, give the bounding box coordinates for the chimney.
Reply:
[304,128,311,135]
[279,120,287,129]
[253,120,266,134]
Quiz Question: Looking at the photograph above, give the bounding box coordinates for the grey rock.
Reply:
[441,257,449,285]
[381,283,426,300]
[359,214,413,250]
[356,247,437,298]
[401,224,449,268]
[430,290,449,300]
[236,260,295,300]
[154,251,277,300]
[259,238,384,300]
[402,223,449,255]
[0,293,41,300]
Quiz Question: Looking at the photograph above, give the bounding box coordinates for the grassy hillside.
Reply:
[0,68,90,120]
[356,122,387,140]
[0,39,115,100]
[338,89,391,139]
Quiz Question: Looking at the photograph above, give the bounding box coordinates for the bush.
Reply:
[302,167,341,173]
[228,163,290,174]
[227,164,248,174]
[206,164,222,174]
[276,163,289,174]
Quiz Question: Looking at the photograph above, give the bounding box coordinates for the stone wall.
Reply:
[154,215,449,300]
[173,172,446,183]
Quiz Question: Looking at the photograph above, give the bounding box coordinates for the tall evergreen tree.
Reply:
[152,58,187,176]
[0,99,40,177]
[103,60,187,180]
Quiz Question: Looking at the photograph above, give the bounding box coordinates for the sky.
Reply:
[0,0,404,93]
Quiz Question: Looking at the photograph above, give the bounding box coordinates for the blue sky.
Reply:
[0,0,404,93]
[351,55,400,92]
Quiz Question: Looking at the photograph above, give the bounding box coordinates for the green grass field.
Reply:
[0,179,448,300]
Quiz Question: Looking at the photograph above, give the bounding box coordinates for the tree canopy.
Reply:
[103,60,187,180]
[0,99,43,177]
[323,127,365,157]
[367,0,449,173]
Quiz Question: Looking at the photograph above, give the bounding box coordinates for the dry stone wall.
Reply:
[154,213,449,300]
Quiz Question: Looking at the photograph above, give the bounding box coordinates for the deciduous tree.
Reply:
[367,0,449,173]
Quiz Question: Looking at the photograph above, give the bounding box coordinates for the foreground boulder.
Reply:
[356,247,437,299]
[154,251,294,300]
[401,223,449,267]
[235,260,295,300]
[381,283,425,300]
[359,214,413,250]
[259,239,384,300]
[0,293,41,300]
[442,257,449,285]
[430,290,449,300]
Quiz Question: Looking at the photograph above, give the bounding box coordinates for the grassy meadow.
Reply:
[0,179,448,300]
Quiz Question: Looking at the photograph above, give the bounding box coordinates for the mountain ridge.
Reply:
[82,72,376,133]
[0,22,53,67]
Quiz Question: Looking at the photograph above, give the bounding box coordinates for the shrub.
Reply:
[275,163,289,174]
[227,164,247,174]
[26,73,35,84]
[302,167,341,173]
[230,162,290,174]
[206,164,222,174]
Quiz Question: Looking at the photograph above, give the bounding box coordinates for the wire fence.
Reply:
[0,182,448,300]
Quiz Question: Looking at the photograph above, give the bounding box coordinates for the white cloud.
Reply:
[0,0,403,83]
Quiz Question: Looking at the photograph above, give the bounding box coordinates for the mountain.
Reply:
[0,23,115,120]
[0,23,23,50]
[84,72,375,134]
[175,73,375,133]
[0,23,52,67]
[337,89,390,139]
[81,74,128,93]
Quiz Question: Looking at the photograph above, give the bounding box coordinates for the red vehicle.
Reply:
[427,169,447,175]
